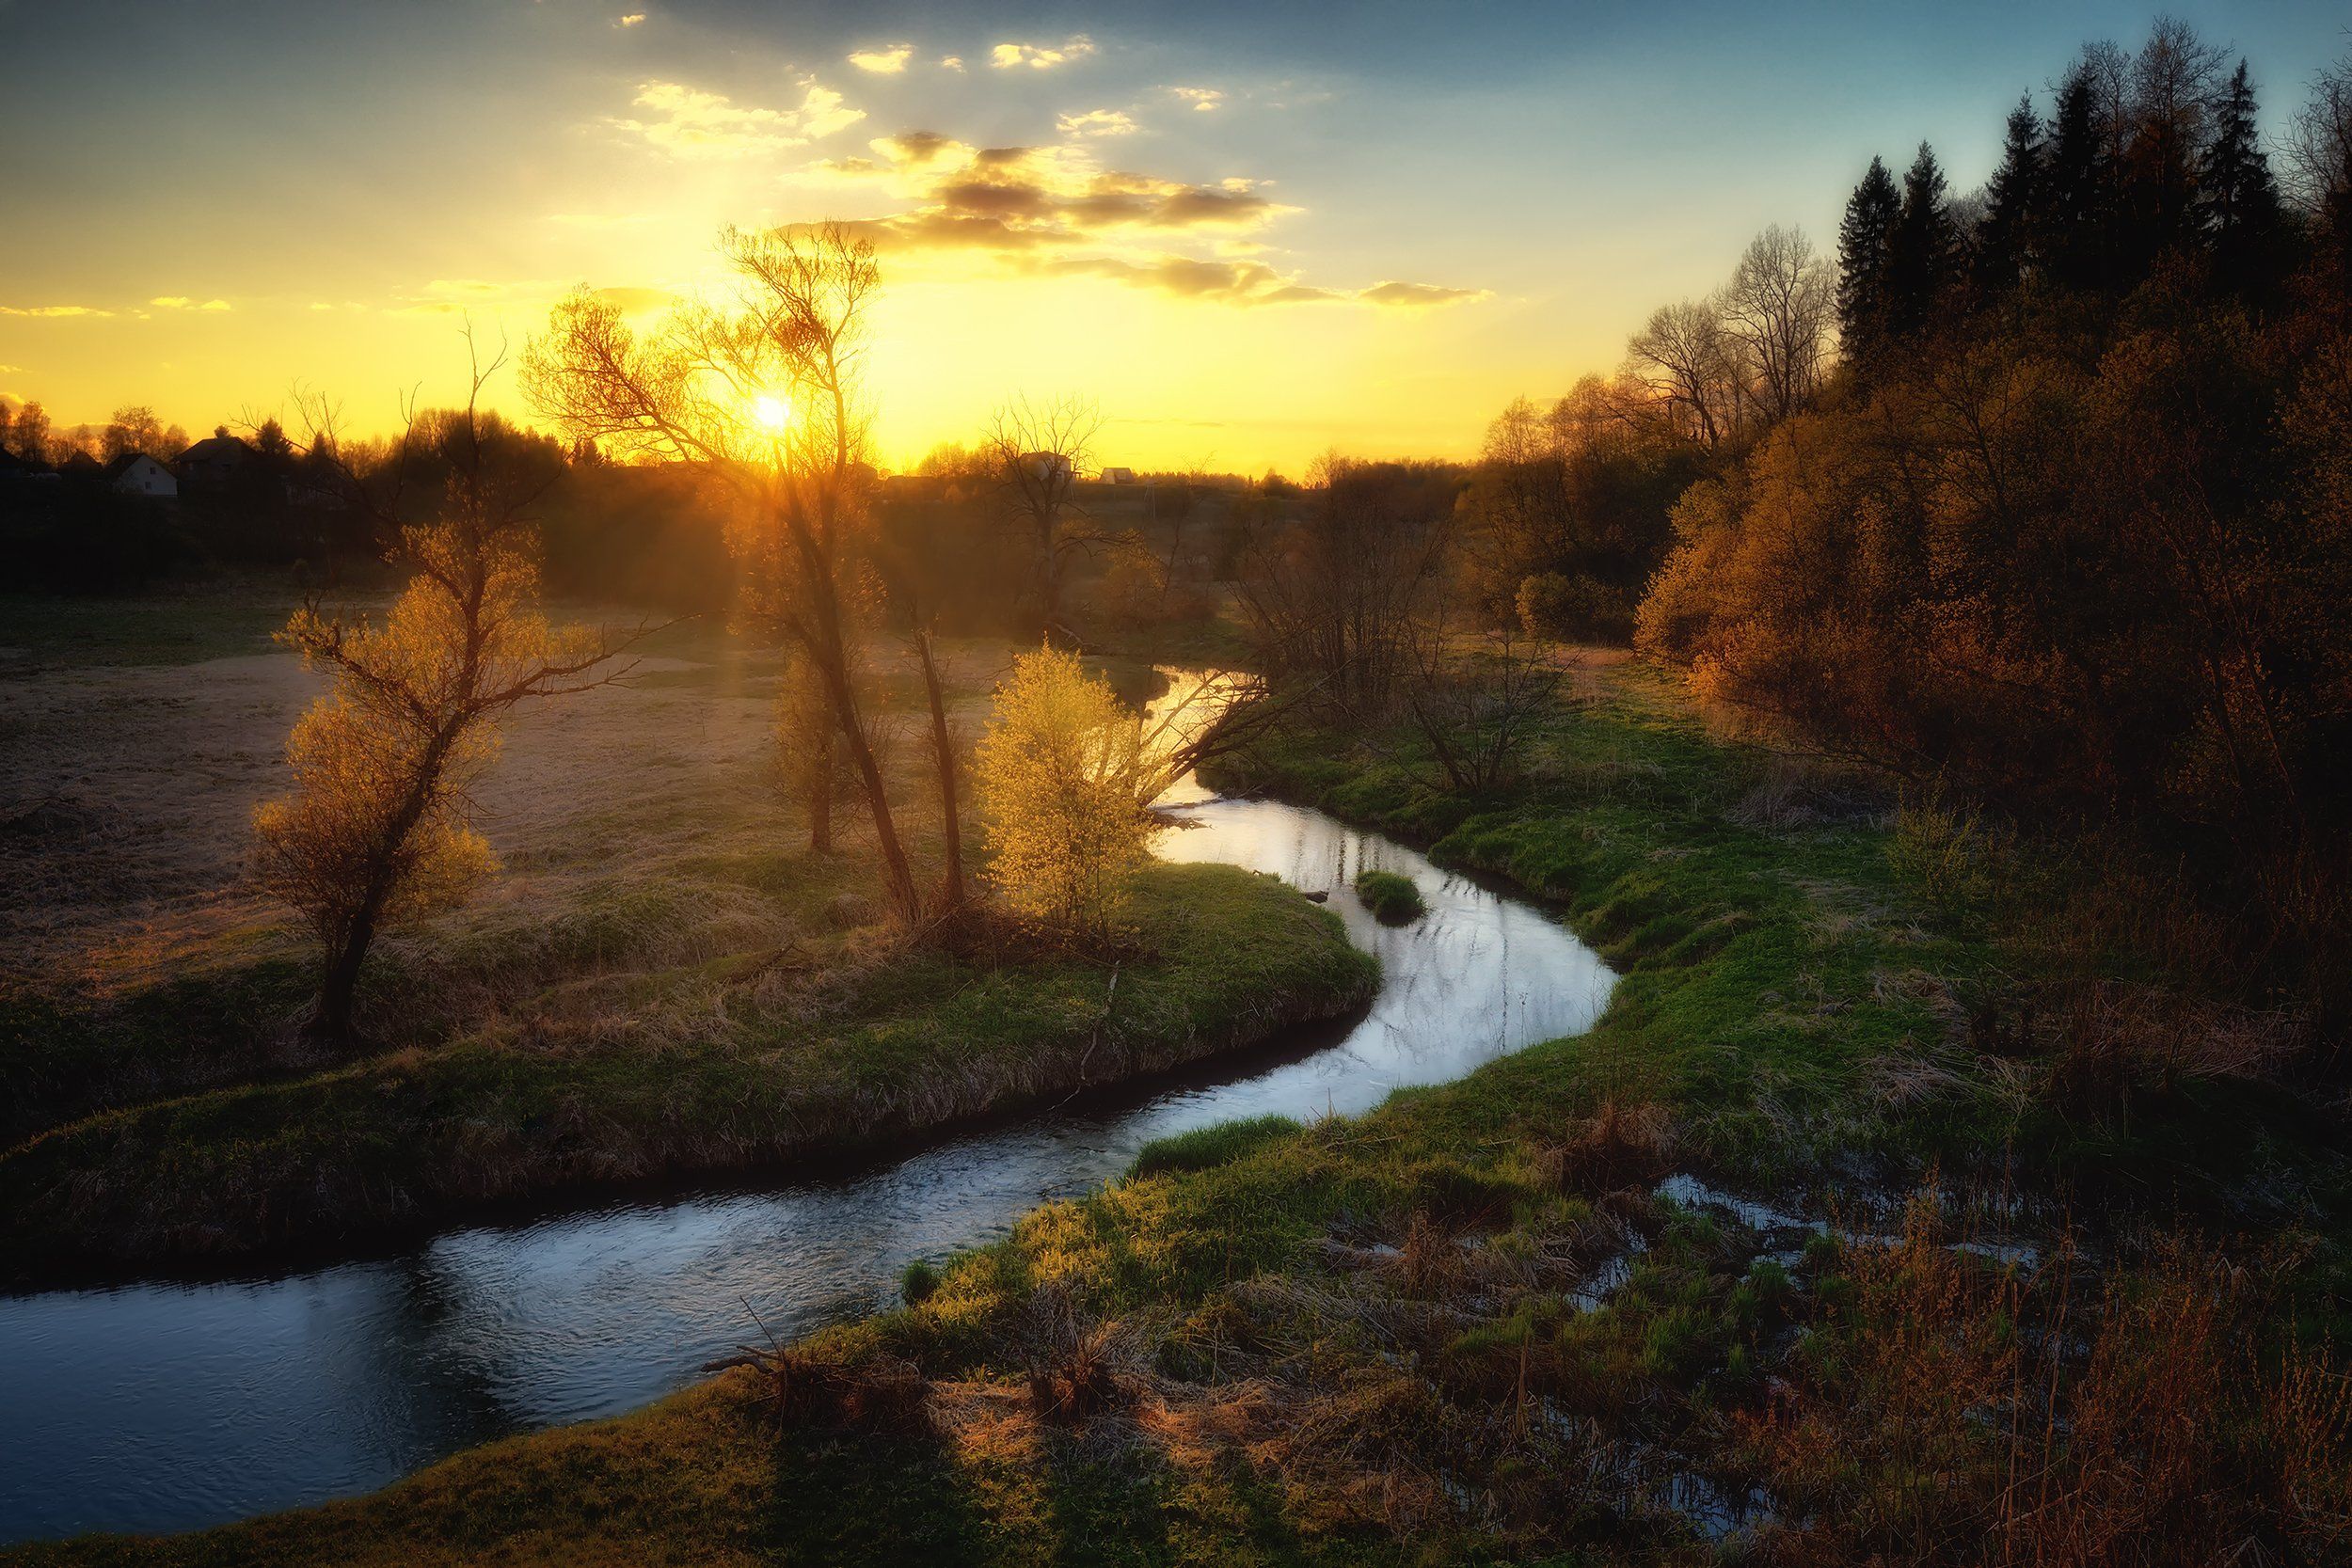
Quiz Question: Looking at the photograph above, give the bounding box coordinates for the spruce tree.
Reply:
[2042,63,2107,291]
[1837,155,1902,359]
[1976,94,2044,299]
[1883,142,1959,337]
[2201,59,2285,305]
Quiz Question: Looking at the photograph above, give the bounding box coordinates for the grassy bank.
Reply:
[2,861,1374,1275]
[17,672,2350,1564]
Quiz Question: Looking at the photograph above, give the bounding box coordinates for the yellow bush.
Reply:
[974,645,1166,935]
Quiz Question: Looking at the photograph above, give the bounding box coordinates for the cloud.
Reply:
[990,36,1095,70]
[615,12,644,26]
[0,304,113,318]
[150,295,230,311]
[1355,280,1490,309]
[848,43,912,73]
[940,55,964,71]
[612,79,863,156]
[1168,87,1224,112]
[1057,108,1136,138]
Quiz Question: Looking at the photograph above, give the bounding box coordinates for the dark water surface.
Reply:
[0,730,1613,1544]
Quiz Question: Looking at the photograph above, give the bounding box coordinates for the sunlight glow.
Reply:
[752,393,793,433]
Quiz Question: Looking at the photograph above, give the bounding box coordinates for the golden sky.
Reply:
[3,0,2343,474]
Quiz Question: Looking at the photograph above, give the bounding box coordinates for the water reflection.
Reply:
[0,709,1613,1544]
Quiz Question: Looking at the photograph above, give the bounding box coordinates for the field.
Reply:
[0,587,1374,1275]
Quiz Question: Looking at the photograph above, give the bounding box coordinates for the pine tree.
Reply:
[2042,62,2107,291]
[1976,94,2044,299]
[1883,142,1959,337]
[2201,59,2285,305]
[1837,155,1902,360]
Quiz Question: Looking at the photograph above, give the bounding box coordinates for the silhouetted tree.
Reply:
[2201,59,2285,306]
[2043,61,2110,291]
[1837,156,1901,361]
[1721,225,1835,422]
[1976,96,2045,298]
[1883,143,1960,338]
[978,395,1101,638]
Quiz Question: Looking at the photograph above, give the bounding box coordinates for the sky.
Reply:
[2,0,2347,474]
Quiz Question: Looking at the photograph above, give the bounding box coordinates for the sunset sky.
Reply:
[4,0,2345,474]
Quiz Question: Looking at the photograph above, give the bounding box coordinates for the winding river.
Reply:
[0,690,1614,1545]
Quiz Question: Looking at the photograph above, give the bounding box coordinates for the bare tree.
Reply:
[979,394,1102,638]
[2285,52,2352,225]
[256,337,644,1041]
[521,224,940,923]
[1626,298,1738,446]
[1720,226,1836,423]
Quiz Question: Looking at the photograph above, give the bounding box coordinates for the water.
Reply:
[0,694,1614,1544]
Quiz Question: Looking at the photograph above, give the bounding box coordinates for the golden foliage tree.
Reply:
[973,647,1171,935]
[254,349,631,1040]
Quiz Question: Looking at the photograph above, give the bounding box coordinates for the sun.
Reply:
[752,394,793,433]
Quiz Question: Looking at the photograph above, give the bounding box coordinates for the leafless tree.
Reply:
[1627,298,1738,446]
[1720,226,1836,423]
[521,224,947,923]
[979,394,1102,638]
[2285,52,2352,219]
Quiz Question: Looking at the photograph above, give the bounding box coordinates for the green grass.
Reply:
[1350,868,1424,925]
[1,863,1374,1274]
[1129,1114,1302,1178]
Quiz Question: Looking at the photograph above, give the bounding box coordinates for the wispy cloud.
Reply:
[791,131,1483,311]
[1355,280,1489,308]
[0,304,114,318]
[940,55,965,71]
[990,36,1095,70]
[150,295,231,311]
[615,12,645,27]
[1168,87,1224,112]
[611,79,863,157]
[848,43,912,73]
[1057,108,1136,138]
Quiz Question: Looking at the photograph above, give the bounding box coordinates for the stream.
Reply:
[0,689,1615,1544]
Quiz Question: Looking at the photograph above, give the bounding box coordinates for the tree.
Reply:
[2201,59,2286,305]
[979,394,1101,637]
[973,645,1167,937]
[523,223,945,924]
[2285,52,2352,289]
[2118,17,2225,274]
[1837,156,1902,360]
[2042,61,2110,291]
[5,399,51,463]
[1627,297,1736,445]
[1721,225,1835,423]
[1883,142,1960,338]
[102,405,183,462]
[1976,96,2045,298]
[254,343,638,1041]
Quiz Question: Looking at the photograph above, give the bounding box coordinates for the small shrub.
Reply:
[1353,867,1426,925]
[899,1259,941,1306]
[1517,571,1636,645]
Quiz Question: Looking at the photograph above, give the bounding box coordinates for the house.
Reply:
[175,431,255,492]
[104,452,178,499]
[1100,467,1137,484]
[1020,450,1074,486]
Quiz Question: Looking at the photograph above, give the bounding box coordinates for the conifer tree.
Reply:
[1976,95,2044,298]
[2201,58,2285,305]
[1837,155,1901,359]
[1883,142,1959,337]
[2043,62,2108,291]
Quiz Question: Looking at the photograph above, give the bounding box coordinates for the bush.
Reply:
[1353,867,1426,924]
[1516,571,1634,645]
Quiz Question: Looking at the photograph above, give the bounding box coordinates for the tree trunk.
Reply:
[807,725,834,853]
[914,628,964,913]
[312,914,373,1043]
